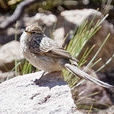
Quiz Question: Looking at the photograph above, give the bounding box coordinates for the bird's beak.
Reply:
[25,30,31,34]
[25,30,29,33]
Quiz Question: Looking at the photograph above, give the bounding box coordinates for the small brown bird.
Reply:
[20,25,114,88]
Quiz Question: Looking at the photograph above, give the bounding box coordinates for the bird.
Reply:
[20,24,114,89]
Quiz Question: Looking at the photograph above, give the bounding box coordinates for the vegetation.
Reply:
[63,14,110,87]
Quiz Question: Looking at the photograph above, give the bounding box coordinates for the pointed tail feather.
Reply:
[65,63,114,89]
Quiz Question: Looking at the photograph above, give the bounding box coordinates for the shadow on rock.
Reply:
[33,71,67,88]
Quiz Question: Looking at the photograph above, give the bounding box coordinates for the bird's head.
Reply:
[25,25,44,35]
[20,24,44,47]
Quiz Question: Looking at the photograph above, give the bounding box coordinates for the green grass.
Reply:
[21,60,36,75]
[63,15,108,87]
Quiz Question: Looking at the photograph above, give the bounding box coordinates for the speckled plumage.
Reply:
[20,25,71,72]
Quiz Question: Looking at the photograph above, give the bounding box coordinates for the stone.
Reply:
[71,69,113,110]
[97,106,114,114]
[0,71,83,114]
[0,71,16,83]
[0,41,23,72]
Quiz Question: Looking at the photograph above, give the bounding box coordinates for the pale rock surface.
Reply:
[0,40,23,71]
[0,71,16,83]
[61,9,102,26]
[0,71,83,114]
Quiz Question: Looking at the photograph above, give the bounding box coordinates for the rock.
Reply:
[0,71,83,114]
[0,15,22,44]
[0,41,23,72]
[0,71,17,83]
[34,13,57,26]
[71,69,113,110]
[97,105,114,114]
[61,9,102,26]
[98,70,114,104]
[55,9,102,47]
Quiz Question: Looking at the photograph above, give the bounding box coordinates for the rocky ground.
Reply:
[0,71,77,114]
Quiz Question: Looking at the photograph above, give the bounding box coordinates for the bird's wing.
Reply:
[29,35,77,62]
[39,36,76,61]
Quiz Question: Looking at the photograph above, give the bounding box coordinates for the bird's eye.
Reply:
[32,32,36,34]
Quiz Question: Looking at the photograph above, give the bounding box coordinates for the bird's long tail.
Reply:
[65,63,114,89]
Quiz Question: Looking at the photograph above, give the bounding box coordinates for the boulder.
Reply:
[0,71,83,114]
[71,69,113,110]
[0,71,16,83]
[0,40,23,72]
[98,106,114,114]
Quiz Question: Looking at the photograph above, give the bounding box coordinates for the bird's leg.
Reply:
[34,71,48,85]
[41,71,48,77]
